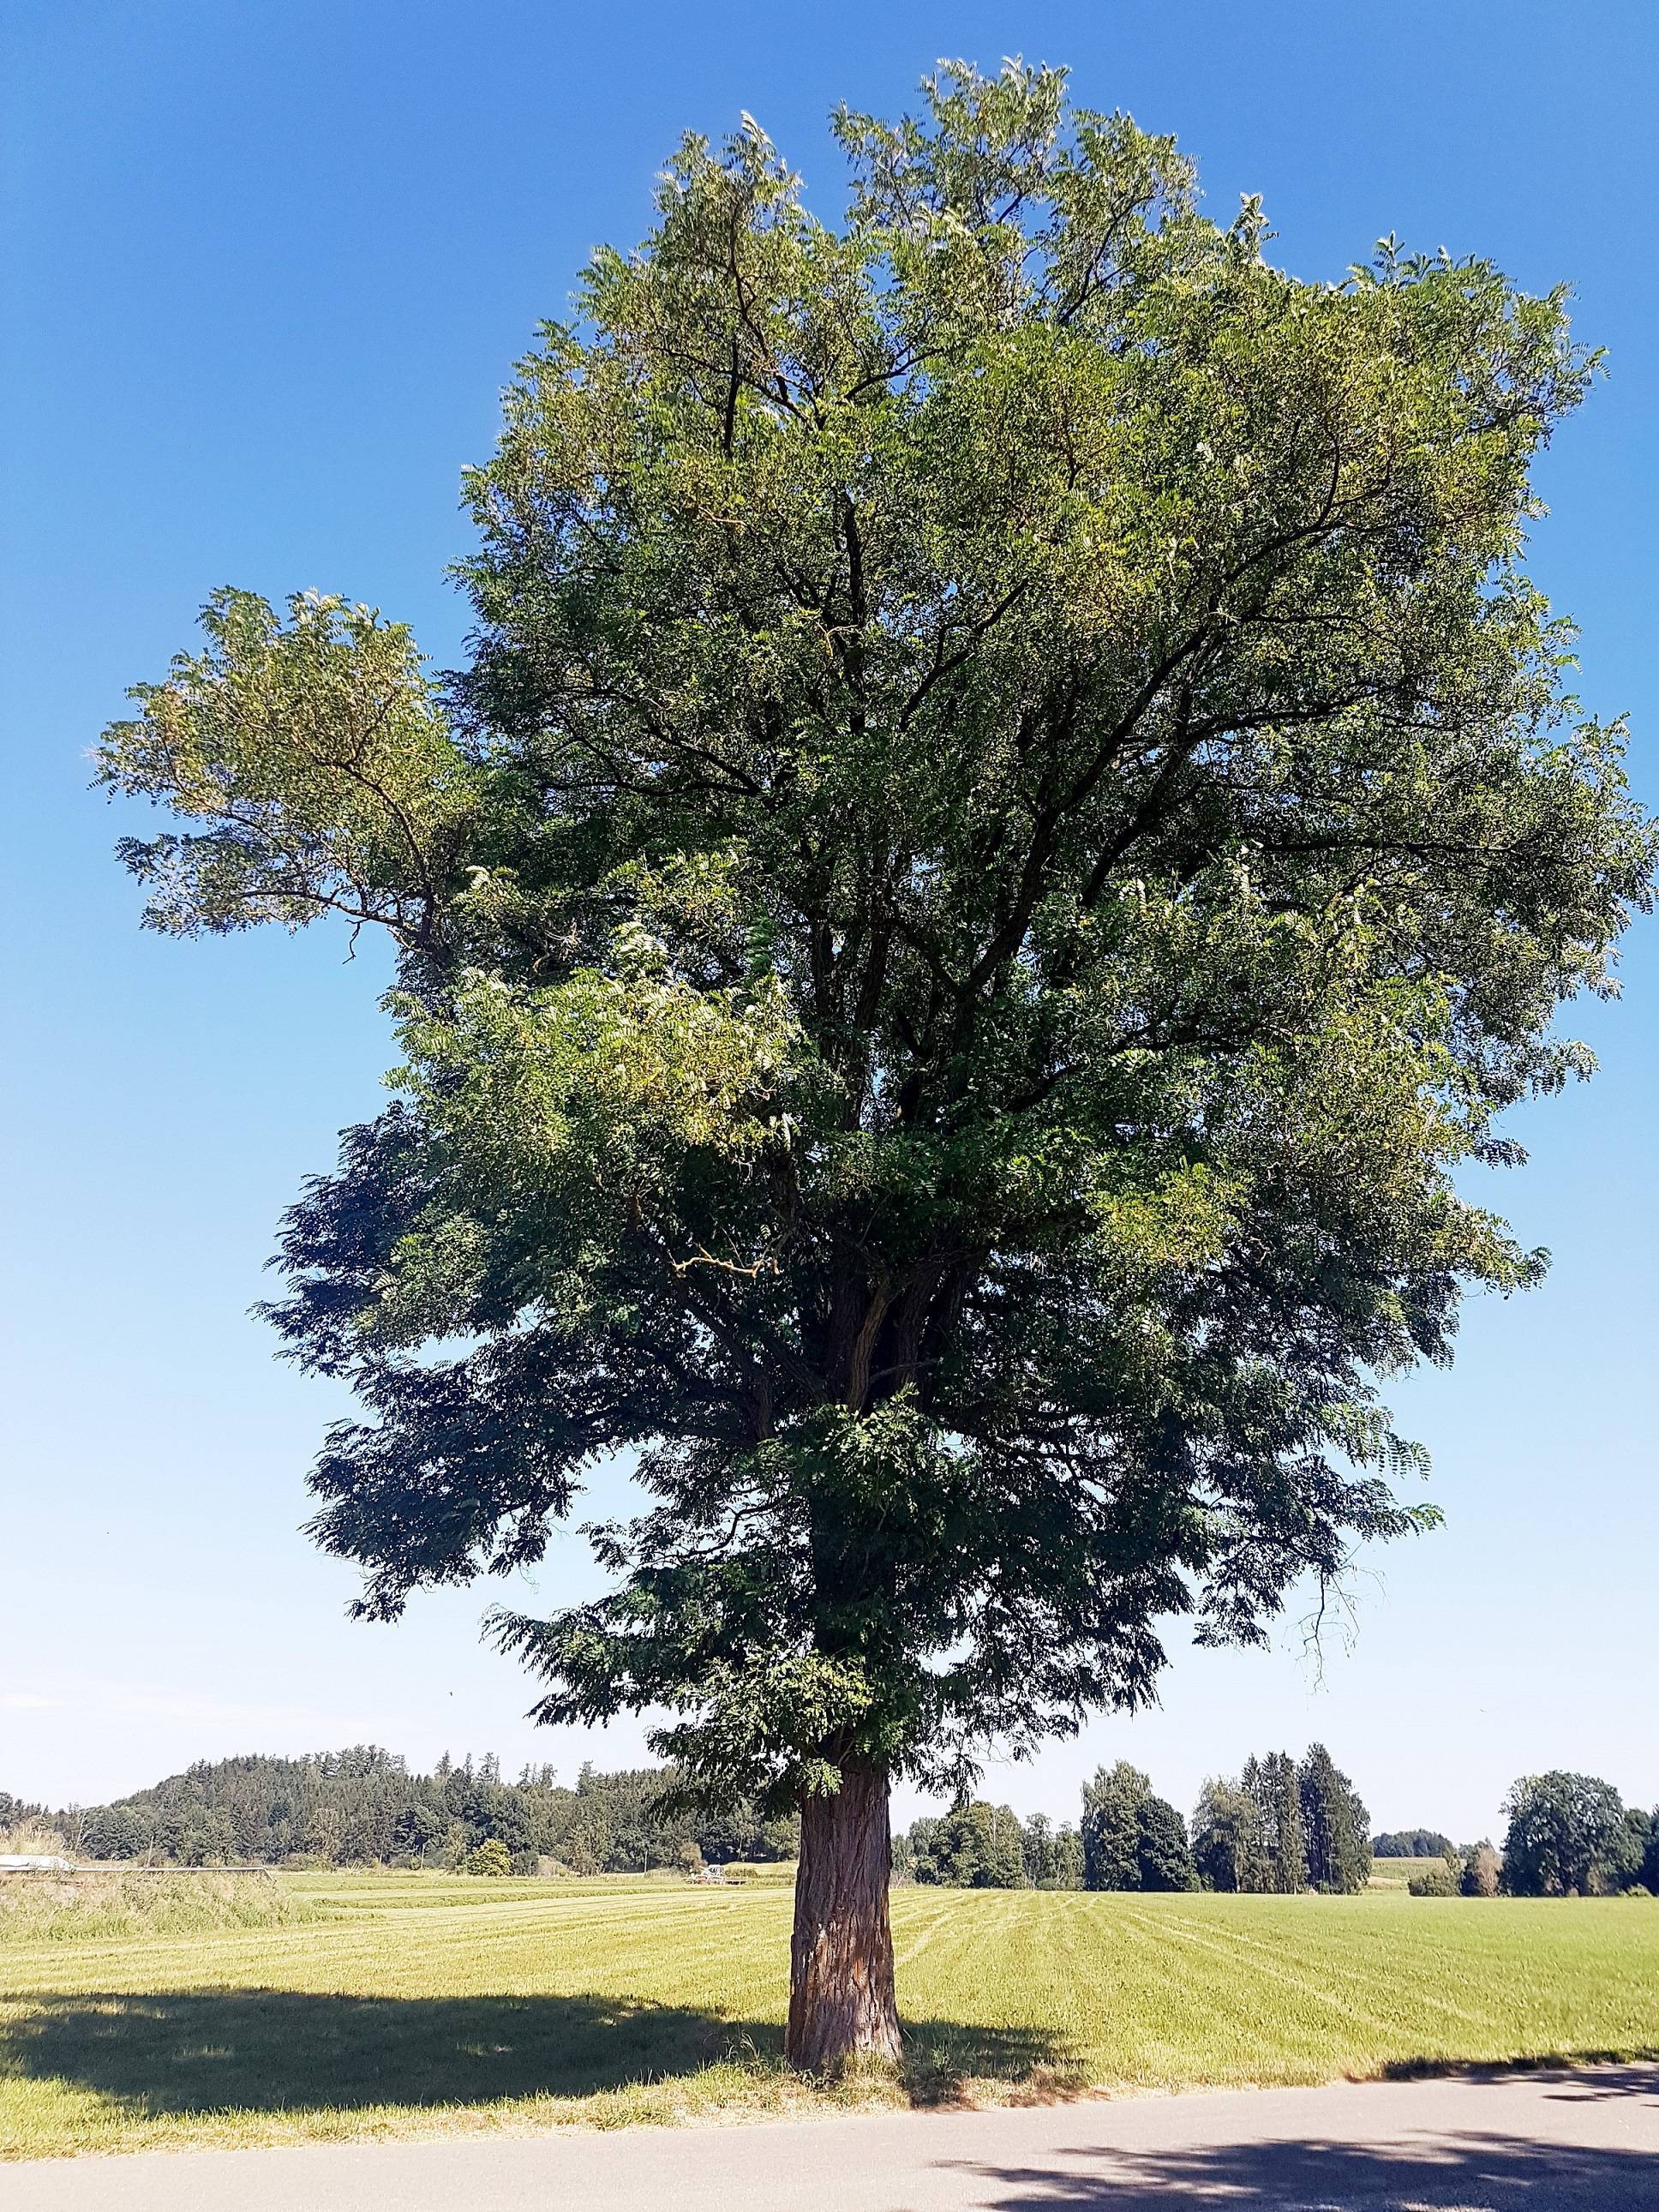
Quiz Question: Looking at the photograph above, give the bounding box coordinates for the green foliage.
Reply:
[1374,1828,1454,1858]
[65,1749,796,1873]
[95,589,473,944]
[1135,1792,1197,1891]
[467,1837,514,1877]
[98,61,1653,1815]
[1596,1807,1655,1895]
[1408,1852,1463,1897]
[1194,1744,1367,1891]
[1081,1763,1147,1891]
[1241,1753,1308,1891]
[1500,1771,1628,1896]
[1018,1813,1087,1890]
[905,1801,1029,1887]
[1191,1777,1264,1892]
[1299,1744,1371,1893]
[1079,1762,1193,1889]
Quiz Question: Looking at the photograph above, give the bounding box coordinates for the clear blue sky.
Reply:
[3,0,1654,1842]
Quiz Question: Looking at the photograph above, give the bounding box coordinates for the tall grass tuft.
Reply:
[0,1868,330,1944]
[0,1820,70,1858]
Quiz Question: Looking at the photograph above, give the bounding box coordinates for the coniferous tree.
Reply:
[1264,1752,1308,1891]
[1299,1743,1370,1893]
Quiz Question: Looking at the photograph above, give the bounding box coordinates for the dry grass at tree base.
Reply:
[2,1873,1656,2160]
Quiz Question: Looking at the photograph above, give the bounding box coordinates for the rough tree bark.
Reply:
[784,1754,901,2072]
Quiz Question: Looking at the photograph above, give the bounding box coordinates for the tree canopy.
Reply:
[98,59,1650,2063]
[61,1749,796,1873]
[1500,1771,1631,1896]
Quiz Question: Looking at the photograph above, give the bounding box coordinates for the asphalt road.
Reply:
[8,2065,1657,2209]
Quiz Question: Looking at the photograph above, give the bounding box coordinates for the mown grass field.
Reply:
[3,1871,1656,2159]
[1367,1856,1430,1885]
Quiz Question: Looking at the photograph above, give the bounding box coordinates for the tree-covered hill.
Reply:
[57,1749,796,1873]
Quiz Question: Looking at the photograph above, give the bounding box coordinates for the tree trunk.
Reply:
[785,1754,901,2073]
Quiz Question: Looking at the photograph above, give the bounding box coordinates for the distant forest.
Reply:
[1373,1828,1455,1858]
[29,1747,1649,1897]
[51,1750,796,1874]
[33,1742,1371,1890]
[897,1744,1375,1895]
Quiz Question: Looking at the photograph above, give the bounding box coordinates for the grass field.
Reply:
[3,1871,1656,2159]
[1367,1856,1433,1885]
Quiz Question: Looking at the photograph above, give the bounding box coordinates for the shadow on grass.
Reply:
[3,1989,1071,2118]
[941,2075,1659,2208]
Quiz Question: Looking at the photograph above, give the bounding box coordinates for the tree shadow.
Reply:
[1539,2061,1659,2103]
[940,2070,1659,2209]
[1379,2048,1659,2082]
[4,1990,758,2115]
[3,1988,1072,2119]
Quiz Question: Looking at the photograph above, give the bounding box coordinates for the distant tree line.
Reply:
[1372,1828,1454,1858]
[1381,1773,1659,1897]
[52,1749,797,1873]
[1499,1772,1658,1897]
[895,1745,1371,1894]
[1190,1745,1371,1893]
[30,1753,1656,1898]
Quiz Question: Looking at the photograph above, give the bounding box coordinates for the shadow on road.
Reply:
[942,2070,1659,2209]
[4,1987,1069,2117]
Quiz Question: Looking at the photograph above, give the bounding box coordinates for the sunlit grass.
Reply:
[2,1875,1655,2159]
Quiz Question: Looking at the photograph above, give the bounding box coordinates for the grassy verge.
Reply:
[2,1877,1656,2159]
[0,1871,326,1947]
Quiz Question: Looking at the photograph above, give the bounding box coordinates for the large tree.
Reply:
[1500,1771,1628,1896]
[99,63,1650,2069]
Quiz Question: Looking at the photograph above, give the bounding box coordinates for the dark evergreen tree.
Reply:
[1264,1752,1308,1891]
[1299,1743,1370,1893]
